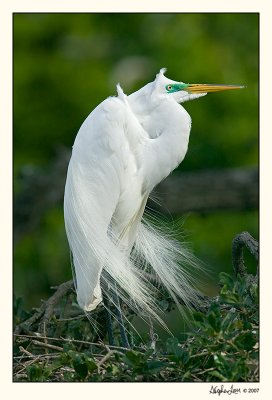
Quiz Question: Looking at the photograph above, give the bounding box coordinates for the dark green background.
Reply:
[14,13,258,310]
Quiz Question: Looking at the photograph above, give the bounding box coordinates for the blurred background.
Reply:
[14,13,258,313]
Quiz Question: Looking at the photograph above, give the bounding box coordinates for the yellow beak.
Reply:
[186,84,245,94]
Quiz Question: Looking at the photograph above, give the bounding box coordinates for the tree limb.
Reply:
[232,231,259,277]
[14,147,258,242]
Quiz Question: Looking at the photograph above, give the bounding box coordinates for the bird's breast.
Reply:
[138,101,192,191]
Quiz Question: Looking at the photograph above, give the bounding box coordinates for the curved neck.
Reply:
[131,98,192,192]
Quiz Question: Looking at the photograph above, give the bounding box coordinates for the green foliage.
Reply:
[13,272,258,382]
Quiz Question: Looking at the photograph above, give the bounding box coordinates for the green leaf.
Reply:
[67,351,89,380]
[111,364,120,376]
[193,311,205,323]
[72,356,88,379]
[166,337,183,357]
[124,350,144,368]
[207,312,221,332]
[234,331,256,351]
[147,360,166,373]
[26,364,43,382]
[221,311,236,331]
[85,357,97,373]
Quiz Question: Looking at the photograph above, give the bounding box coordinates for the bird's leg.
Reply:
[103,297,115,347]
[102,270,130,348]
[111,283,130,349]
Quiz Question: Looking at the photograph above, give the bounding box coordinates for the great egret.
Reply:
[64,68,244,346]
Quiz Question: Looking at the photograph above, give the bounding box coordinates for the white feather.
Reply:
[64,70,205,330]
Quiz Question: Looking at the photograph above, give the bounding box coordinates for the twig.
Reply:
[14,353,60,361]
[57,314,86,322]
[14,333,141,352]
[190,350,209,359]
[97,350,124,374]
[195,367,216,376]
[14,353,41,375]
[19,346,34,357]
[32,340,63,352]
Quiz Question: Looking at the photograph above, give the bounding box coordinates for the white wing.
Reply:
[64,92,150,311]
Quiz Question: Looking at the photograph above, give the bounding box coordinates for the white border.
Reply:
[1,1,271,399]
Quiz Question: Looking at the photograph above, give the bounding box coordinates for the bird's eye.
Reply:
[167,85,172,91]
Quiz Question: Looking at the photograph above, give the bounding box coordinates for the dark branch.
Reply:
[15,279,75,335]
[41,280,74,326]
[232,231,259,277]
[14,147,258,242]
[155,167,258,214]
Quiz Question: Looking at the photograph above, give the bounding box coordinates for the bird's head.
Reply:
[154,68,245,103]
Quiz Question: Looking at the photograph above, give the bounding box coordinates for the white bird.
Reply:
[64,68,243,342]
